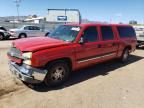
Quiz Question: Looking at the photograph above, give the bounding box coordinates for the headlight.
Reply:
[22,52,32,59]
[22,52,32,65]
[10,31,15,34]
[4,32,8,35]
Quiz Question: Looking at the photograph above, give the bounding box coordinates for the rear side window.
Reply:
[101,26,114,40]
[29,26,34,30]
[34,26,40,30]
[117,26,136,38]
[83,26,99,42]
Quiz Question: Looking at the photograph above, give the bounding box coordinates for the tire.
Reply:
[44,61,70,87]
[19,33,27,38]
[121,48,130,63]
[0,33,4,40]
[136,42,141,48]
[136,45,140,48]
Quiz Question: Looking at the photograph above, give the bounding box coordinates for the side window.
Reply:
[83,26,99,42]
[29,26,34,30]
[117,26,136,38]
[24,26,29,30]
[101,26,114,40]
[24,26,33,30]
[34,26,40,30]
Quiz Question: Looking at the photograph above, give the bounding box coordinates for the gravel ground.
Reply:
[0,40,144,108]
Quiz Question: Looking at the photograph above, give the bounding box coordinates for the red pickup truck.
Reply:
[8,23,136,86]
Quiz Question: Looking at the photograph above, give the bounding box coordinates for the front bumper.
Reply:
[9,61,47,84]
[9,33,19,38]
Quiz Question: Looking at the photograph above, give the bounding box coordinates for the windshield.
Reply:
[48,25,80,42]
[0,27,7,31]
[17,25,24,29]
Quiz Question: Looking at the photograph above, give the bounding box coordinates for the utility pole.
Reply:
[14,0,21,21]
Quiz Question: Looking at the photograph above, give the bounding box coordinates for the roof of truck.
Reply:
[65,23,131,27]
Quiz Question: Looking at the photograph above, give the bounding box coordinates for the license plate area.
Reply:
[10,64,23,80]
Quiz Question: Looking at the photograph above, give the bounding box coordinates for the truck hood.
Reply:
[13,37,70,52]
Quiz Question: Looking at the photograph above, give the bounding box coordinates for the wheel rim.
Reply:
[20,35,26,38]
[51,66,65,82]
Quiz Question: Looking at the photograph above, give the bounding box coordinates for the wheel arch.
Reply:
[18,33,27,38]
[45,57,73,71]
[124,45,132,52]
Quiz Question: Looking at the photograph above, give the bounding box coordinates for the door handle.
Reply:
[112,43,117,46]
[97,44,101,48]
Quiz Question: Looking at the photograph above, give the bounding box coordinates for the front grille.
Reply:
[8,47,22,59]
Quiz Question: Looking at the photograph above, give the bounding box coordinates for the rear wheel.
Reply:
[44,61,70,87]
[121,48,130,63]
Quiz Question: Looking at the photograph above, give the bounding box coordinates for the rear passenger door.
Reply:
[33,26,43,37]
[99,26,119,60]
[117,26,137,53]
[23,26,35,37]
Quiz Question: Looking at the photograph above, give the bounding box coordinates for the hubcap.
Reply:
[20,35,25,38]
[51,66,65,82]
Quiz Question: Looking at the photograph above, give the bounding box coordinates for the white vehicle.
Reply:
[133,26,144,47]
[9,25,49,38]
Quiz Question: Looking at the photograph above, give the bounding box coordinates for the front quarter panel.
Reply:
[31,44,76,70]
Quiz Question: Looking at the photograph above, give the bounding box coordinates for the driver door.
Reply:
[75,26,104,68]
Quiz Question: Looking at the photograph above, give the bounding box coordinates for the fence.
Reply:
[0,22,60,31]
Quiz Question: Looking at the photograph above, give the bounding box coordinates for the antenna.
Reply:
[14,0,21,21]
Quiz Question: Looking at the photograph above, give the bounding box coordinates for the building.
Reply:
[46,9,81,24]
[24,17,45,24]
[129,20,138,25]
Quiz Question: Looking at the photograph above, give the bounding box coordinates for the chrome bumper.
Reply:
[9,61,47,84]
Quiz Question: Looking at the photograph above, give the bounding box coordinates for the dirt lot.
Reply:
[0,40,144,108]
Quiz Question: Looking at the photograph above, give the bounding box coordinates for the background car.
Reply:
[9,25,50,38]
[0,26,11,40]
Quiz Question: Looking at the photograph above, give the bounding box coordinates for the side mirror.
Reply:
[79,37,85,44]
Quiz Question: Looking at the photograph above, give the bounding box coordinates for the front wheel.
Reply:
[121,48,130,63]
[19,34,27,38]
[44,61,70,87]
[0,33,4,40]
